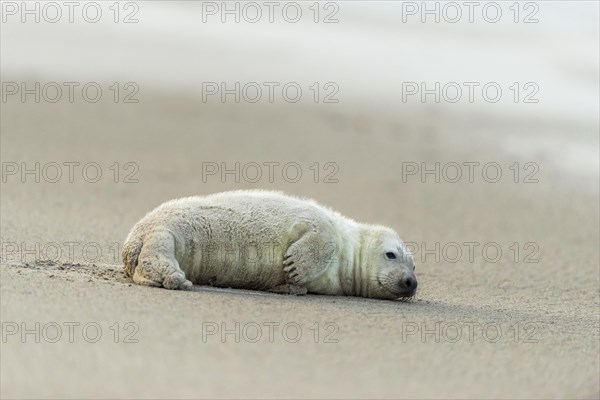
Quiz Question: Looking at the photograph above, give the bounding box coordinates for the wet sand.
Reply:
[1,91,599,399]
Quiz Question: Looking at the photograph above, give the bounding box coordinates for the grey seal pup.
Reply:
[122,190,417,300]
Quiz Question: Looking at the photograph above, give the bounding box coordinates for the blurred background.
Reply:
[1,1,599,399]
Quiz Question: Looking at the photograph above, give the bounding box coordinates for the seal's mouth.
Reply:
[377,277,417,300]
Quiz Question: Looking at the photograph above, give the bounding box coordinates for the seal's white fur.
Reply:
[122,190,416,299]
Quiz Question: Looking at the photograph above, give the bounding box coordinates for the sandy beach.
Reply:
[1,1,599,399]
[1,92,598,398]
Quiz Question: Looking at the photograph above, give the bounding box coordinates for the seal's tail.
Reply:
[122,236,143,277]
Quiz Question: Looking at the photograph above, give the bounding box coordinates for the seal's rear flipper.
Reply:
[122,236,143,277]
[133,230,192,290]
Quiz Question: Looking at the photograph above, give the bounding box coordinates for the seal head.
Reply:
[363,226,417,300]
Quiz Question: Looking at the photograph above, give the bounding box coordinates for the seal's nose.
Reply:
[399,276,417,294]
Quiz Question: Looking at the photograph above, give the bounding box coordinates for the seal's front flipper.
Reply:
[283,220,335,286]
[268,284,308,295]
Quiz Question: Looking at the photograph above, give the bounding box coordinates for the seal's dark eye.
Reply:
[385,252,397,260]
